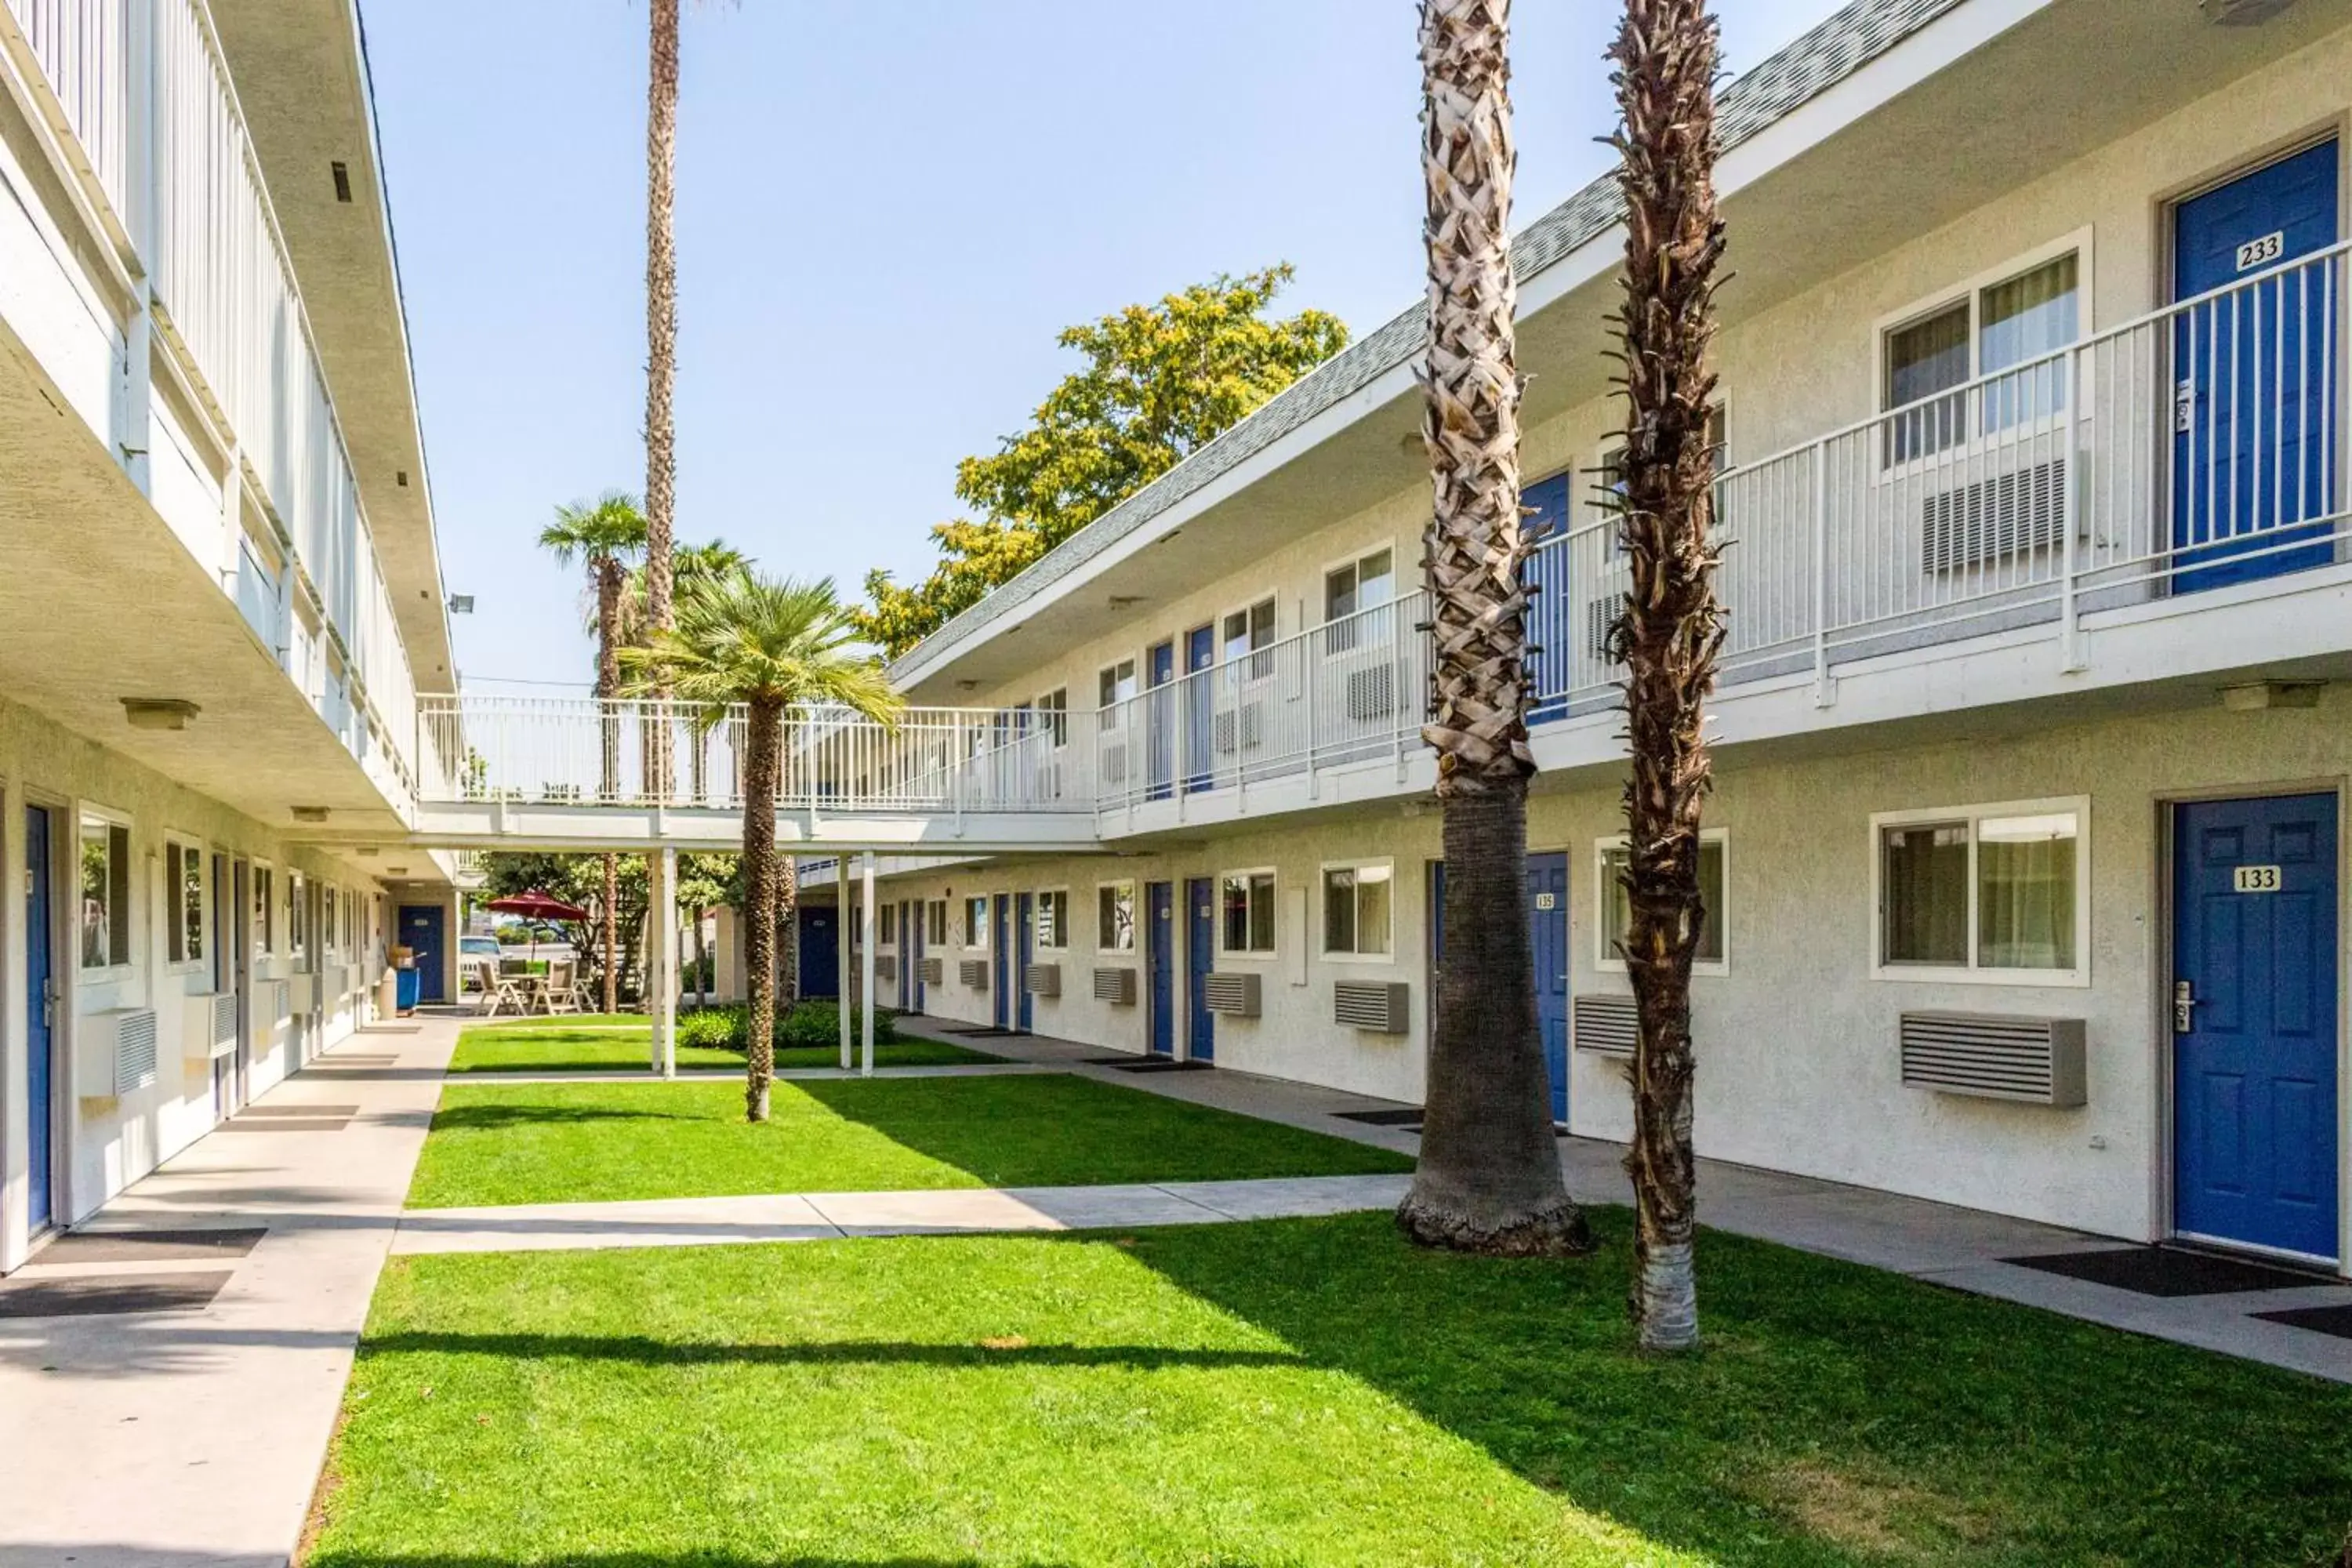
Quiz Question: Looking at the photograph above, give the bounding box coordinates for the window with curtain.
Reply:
[1885,251,2079,461]
[1599,836,1728,969]
[1878,806,2082,975]
[1881,822,1969,966]
[80,816,130,970]
[964,896,989,949]
[1886,303,1971,462]
[1097,883,1135,951]
[1221,870,1276,954]
[1321,863,1393,957]
[1035,890,1069,949]
[1224,599,1276,681]
[1979,254,2078,434]
[1976,814,2078,971]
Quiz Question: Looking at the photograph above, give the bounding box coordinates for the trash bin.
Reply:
[396,962,420,1014]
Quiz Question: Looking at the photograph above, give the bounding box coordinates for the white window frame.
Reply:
[164,834,208,974]
[1319,858,1396,962]
[1593,829,1730,978]
[1218,597,1278,686]
[1033,687,1069,750]
[1319,545,1398,655]
[1033,887,1071,952]
[927,898,949,949]
[288,871,308,962]
[1218,866,1278,957]
[1095,879,1137,953]
[1096,655,1141,724]
[964,895,990,951]
[1872,229,2093,476]
[252,861,277,958]
[1868,795,2091,988]
[76,805,134,978]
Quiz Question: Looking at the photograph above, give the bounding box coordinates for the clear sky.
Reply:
[361,0,1852,691]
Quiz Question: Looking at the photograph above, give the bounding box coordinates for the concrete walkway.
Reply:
[0,1020,461,1568]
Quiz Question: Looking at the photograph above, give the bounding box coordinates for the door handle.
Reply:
[2173,978,2196,1035]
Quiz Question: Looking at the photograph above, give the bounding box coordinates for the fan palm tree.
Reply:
[539,492,647,1013]
[1395,0,1590,1258]
[624,572,901,1121]
[1609,0,1727,1352]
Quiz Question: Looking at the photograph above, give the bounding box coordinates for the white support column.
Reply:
[837,858,852,1070]
[651,848,677,1077]
[860,852,877,1078]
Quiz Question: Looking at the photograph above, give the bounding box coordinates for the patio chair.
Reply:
[477,963,528,1018]
[543,960,583,1015]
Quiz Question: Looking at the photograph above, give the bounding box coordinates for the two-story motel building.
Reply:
[838,0,2352,1272]
[0,1,466,1272]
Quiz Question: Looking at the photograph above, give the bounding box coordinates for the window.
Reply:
[1223,599,1276,680]
[1098,659,1138,728]
[1598,833,1728,974]
[78,814,130,971]
[322,884,339,956]
[1874,801,2085,981]
[1035,688,1069,748]
[880,903,897,945]
[927,899,948,947]
[166,840,205,967]
[1323,549,1395,652]
[1097,881,1136,952]
[1035,889,1069,949]
[253,865,275,956]
[1219,869,1276,955]
[964,895,989,949]
[1322,862,1392,958]
[1884,249,2079,461]
[289,873,308,960]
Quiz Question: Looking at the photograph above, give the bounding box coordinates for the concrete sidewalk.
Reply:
[0,1020,461,1568]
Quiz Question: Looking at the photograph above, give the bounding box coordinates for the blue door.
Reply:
[400,905,446,1003]
[992,895,1011,1029]
[1526,852,1571,1122]
[1183,626,1215,793]
[2174,793,2339,1260]
[24,805,54,1232]
[1147,881,1175,1056]
[1014,891,1035,1033]
[1146,640,1176,802]
[1185,877,1215,1062]
[798,906,839,1000]
[1523,472,1575,724]
[2172,140,2340,593]
[911,904,926,1014]
[895,902,912,1011]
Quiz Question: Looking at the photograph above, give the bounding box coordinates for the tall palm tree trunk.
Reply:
[1396,0,1589,1258]
[595,561,626,1015]
[642,0,680,801]
[740,695,781,1121]
[1611,0,1726,1352]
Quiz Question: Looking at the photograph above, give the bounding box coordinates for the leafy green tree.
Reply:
[861,266,1348,656]
[625,574,901,1120]
[477,852,648,1004]
[675,851,738,1009]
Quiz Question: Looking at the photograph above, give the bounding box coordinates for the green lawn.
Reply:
[446,1024,996,1075]
[307,1211,2352,1566]
[406,1073,1414,1208]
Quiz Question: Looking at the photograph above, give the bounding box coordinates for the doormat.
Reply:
[1109,1058,1214,1073]
[1079,1054,1149,1065]
[217,1118,350,1133]
[1334,1108,1425,1127]
[240,1105,361,1118]
[932,1025,1025,1038]
[2253,1303,2352,1339]
[2004,1246,2334,1296]
[0,1270,233,1318]
[39,1228,265,1265]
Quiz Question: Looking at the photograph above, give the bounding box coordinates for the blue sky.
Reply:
[361,0,1850,689]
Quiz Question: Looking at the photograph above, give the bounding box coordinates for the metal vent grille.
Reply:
[1345,667,1395,720]
[1922,457,2067,571]
[1203,971,1260,1017]
[114,1008,158,1094]
[1584,596,1620,662]
[1213,704,1262,755]
[920,957,944,985]
[1092,967,1137,1005]
[1334,980,1410,1033]
[1023,963,1061,998]
[1900,1011,2086,1105]
[958,959,989,991]
[1572,993,1638,1056]
[212,993,238,1053]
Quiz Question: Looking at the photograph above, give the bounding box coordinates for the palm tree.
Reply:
[539,492,647,1014]
[644,0,679,650]
[1609,0,1726,1352]
[1395,0,1590,1258]
[617,540,750,805]
[625,572,900,1121]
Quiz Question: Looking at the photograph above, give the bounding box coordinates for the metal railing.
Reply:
[420,696,1098,815]
[1533,241,2350,715]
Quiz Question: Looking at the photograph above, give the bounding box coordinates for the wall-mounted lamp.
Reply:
[121,698,200,731]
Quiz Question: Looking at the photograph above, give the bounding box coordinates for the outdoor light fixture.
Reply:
[2202,0,2300,22]
[2220,680,2325,710]
[292,806,331,823]
[121,698,200,731]
[448,594,475,614]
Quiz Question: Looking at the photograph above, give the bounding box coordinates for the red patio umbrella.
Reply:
[484,890,591,961]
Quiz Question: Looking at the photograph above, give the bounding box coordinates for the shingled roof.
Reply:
[891,0,1976,681]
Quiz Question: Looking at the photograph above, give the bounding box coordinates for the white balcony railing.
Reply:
[421,697,1097,816]
[2,0,431,799]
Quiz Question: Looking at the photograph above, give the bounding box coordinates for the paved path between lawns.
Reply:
[0,1018,462,1568]
[900,1015,2352,1385]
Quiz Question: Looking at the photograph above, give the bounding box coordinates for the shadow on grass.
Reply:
[426,1103,697,1132]
[358,1330,1301,1374]
[1114,1210,2352,1567]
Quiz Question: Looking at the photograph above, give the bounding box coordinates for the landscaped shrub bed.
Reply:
[676,1000,899,1053]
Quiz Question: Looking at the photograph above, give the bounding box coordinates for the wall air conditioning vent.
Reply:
[113,1008,159,1094]
[1213,703,1263,755]
[1101,748,1129,786]
[1345,667,1395,721]
[1334,980,1410,1034]
[874,956,897,985]
[1023,962,1061,998]
[1921,457,2067,571]
[1203,971,1261,1018]
[920,956,944,985]
[958,959,990,991]
[212,993,239,1054]
[1092,967,1137,1005]
[1899,1011,2086,1106]
[1584,597,1621,664]
[1572,993,1639,1057]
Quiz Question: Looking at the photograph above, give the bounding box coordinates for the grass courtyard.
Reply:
[445,1020,996,1075]
[405,1073,1416,1208]
[308,1210,2352,1566]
